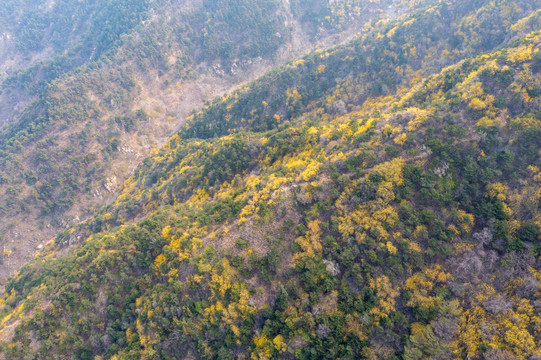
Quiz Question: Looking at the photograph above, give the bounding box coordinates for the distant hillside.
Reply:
[0,0,399,282]
[0,1,539,359]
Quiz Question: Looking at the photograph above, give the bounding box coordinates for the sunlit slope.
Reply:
[0,7,540,360]
[0,0,398,281]
[99,0,541,225]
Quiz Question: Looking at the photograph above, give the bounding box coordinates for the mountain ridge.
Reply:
[0,1,539,359]
[0,0,403,282]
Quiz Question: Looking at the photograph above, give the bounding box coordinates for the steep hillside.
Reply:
[0,0,401,281]
[0,1,540,359]
[0,0,152,122]
[0,0,147,75]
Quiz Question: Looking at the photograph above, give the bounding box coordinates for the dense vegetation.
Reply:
[0,0,540,359]
[0,0,151,97]
[0,0,294,217]
[0,0,398,279]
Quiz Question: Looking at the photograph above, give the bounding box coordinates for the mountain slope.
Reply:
[0,1,540,359]
[0,0,401,282]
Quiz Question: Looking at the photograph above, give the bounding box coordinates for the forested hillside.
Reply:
[0,0,399,281]
[0,0,539,359]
